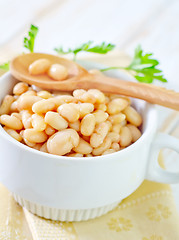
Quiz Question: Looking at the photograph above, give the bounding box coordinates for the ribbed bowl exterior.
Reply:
[13,193,120,222]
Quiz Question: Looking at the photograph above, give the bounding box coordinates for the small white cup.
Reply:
[0,64,178,222]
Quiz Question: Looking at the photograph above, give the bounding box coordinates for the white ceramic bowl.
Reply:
[0,62,179,222]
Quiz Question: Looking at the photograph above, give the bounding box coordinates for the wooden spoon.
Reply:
[10,53,179,110]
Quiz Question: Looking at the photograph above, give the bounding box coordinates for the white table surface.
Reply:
[0,0,178,210]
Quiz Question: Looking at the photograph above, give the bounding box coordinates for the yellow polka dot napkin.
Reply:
[0,51,179,240]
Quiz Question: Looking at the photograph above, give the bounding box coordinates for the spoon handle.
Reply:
[93,75,179,110]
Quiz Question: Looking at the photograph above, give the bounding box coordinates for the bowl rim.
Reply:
[0,64,157,163]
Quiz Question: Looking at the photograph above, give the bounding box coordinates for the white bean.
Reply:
[123,106,142,127]
[48,64,68,81]
[69,120,80,131]
[120,120,127,127]
[47,129,79,156]
[93,110,108,124]
[88,89,105,104]
[21,110,32,129]
[73,138,92,154]
[10,101,18,112]
[0,115,23,130]
[37,91,52,99]
[73,89,96,103]
[111,142,120,151]
[29,58,51,75]
[112,124,122,133]
[107,132,120,143]
[120,126,132,147]
[127,124,142,142]
[23,129,48,143]
[23,138,36,147]
[32,99,56,114]
[31,114,47,131]
[68,153,83,157]
[54,95,76,107]
[95,121,110,138]
[90,133,103,148]
[3,127,22,142]
[108,113,126,124]
[13,82,28,95]
[92,137,112,156]
[79,103,94,118]
[80,114,95,136]
[0,95,14,115]
[107,98,128,114]
[33,143,43,151]
[102,149,116,155]
[45,125,56,135]
[11,113,22,120]
[17,95,41,111]
[57,103,80,122]
[95,103,107,111]
[45,111,68,130]
[40,142,48,153]
[22,90,37,96]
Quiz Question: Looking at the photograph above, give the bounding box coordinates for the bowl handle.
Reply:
[146,133,179,184]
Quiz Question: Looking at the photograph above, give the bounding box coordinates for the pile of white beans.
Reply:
[0,82,142,157]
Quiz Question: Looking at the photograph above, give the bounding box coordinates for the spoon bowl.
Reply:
[10,53,89,90]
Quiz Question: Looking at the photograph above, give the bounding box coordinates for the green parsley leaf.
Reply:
[0,62,9,71]
[54,41,115,60]
[54,46,73,55]
[24,24,39,52]
[128,45,159,69]
[85,42,115,54]
[101,45,167,84]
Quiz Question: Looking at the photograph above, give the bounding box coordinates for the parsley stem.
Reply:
[73,53,77,61]
[100,66,127,72]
